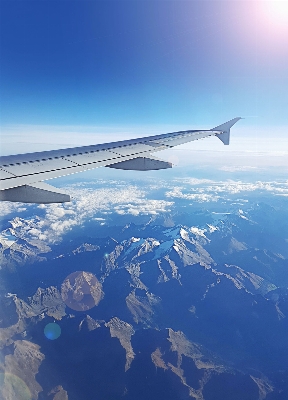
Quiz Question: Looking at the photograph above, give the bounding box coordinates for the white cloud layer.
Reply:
[1,177,288,247]
[165,187,219,202]
[0,202,27,217]
[1,184,174,245]
[164,179,288,201]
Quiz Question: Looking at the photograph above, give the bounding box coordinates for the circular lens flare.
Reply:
[44,322,61,340]
[61,271,104,311]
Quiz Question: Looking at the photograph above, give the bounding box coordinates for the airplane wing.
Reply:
[0,117,241,203]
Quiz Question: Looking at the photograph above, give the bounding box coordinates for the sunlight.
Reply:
[263,0,288,25]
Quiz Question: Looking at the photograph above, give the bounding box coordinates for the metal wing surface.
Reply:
[0,117,241,203]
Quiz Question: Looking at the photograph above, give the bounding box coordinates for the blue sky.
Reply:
[0,1,287,151]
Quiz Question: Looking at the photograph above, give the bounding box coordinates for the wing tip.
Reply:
[212,117,242,132]
[212,117,242,145]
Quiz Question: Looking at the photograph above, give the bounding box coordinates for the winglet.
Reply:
[212,117,242,145]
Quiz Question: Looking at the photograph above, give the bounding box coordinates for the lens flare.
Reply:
[263,0,288,25]
[61,271,104,311]
[44,322,62,340]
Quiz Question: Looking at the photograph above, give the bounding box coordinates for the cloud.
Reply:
[69,185,173,219]
[172,178,215,185]
[0,202,27,217]
[219,166,260,172]
[4,183,174,245]
[1,177,288,247]
[114,199,173,216]
[165,179,288,201]
[165,187,219,202]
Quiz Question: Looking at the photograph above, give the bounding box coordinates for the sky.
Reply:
[0,0,288,160]
[1,3,288,398]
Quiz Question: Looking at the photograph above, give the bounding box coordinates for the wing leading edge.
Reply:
[0,117,241,203]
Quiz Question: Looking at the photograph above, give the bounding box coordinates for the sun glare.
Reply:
[263,0,288,25]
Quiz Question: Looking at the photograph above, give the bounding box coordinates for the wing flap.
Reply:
[107,156,172,171]
[64,150,120,165]
[109,144,156,157]
[0,168,16,179]
[0,182,70,203]
[2,158,76,176]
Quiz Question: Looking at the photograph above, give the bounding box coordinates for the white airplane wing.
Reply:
[0,117,241,203]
